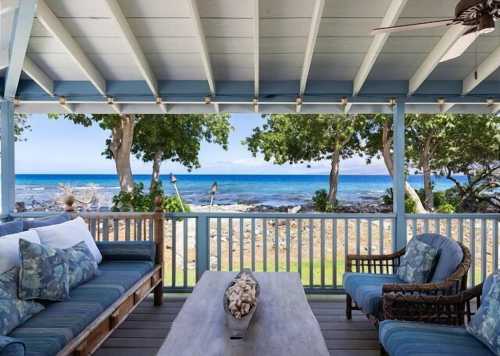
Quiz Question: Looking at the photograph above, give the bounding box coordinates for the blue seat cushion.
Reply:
[0,221,24,237]
[343,272,403,316]
[8,260,154,356]
[415,234,463,282]
[0,336,25,356]
[22,213,72,231]
[379,320,495,356]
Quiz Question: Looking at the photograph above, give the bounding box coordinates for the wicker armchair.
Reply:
[344,241,471,321]
[383,281,483,326]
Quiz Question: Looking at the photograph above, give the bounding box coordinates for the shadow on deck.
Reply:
[95,295,380,356]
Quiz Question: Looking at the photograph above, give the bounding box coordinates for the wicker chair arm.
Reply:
[383,283,483,325]
[382,278,463,295]
[345,249,405,274]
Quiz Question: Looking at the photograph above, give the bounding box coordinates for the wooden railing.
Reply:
[10,210,500,293]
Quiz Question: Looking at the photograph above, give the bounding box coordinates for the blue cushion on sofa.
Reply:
[0,336,25,356]
[379,320,495,356]
[415,234,463,282]
[0,221,23,237]
[22,213,72,231]
[343,272,403,316]
[97,241,156,262]
[9,260,154,356]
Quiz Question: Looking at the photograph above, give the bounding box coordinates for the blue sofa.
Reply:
[343,233,470,320]
[0,231,163,356]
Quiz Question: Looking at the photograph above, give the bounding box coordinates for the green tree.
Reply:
[132,114,231,189]
[406,113,455,210]
[435,114,500,211]
[244,114,363,205]
[49,113,139,192]
[360,114,427,213]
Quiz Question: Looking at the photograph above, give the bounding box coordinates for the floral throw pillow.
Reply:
[18,239,70,302]
[467,272,500,355]
[0,267,44,335]
[65,241,98,289]
[397,238,438,284]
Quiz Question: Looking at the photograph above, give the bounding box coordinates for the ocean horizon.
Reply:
[15,173,466,209]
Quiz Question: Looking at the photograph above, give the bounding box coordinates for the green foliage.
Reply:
[436,203,455,214]
[381,188,417,213]
[312,189,336,212]
[132,114,232,171]
[111,182,189,213]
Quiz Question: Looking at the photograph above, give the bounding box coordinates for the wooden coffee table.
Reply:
[157,272,329,356]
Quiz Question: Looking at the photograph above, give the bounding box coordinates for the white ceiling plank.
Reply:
[23,56,54,96]
[352,0,407,96]
[186,0,216,96]
[462,46,500,95]
[253,0,260,97]
[408,25,467,95]
[4,0,37,100]
[0,50,8,70]
[299,0,325,96]
[36,0,106,96]
[104,0,158,95]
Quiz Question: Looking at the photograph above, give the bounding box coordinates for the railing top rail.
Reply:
[10,211,156,219]
[165,212,397,219]
[407,213,500,219]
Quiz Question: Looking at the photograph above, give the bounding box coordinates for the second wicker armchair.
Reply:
[343,233,471,322]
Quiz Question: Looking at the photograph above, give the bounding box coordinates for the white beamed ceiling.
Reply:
[4,0,500,94]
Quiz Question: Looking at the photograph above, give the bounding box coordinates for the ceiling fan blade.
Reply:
[440,30,478,62]
[371,19,456,35]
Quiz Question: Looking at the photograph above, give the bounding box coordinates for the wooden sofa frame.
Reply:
[22,198,166,356]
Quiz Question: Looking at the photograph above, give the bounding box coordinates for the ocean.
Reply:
[15,174,466,209]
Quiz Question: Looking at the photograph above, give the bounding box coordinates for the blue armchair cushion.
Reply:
[380,320,495,356]
[22,213,72,231]
[0,267,44,335]
[0,221,23,238]
[65,241,99,289]
[0,336,25,356]
[97,241,156,263]
[343,272,403,316]
[467,271,500,355]
[415,233,464,282]
[397,237,438,283]
[18,239,70,302]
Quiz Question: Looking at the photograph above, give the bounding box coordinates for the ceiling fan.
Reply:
[372,0,500,62]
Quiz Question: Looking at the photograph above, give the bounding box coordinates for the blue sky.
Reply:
[15,113,386,175]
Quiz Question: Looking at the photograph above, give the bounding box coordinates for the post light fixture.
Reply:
[209,181,218,211]
[388,98,396,107]
[169,173,185,212]
[340,97,348,107]
[204,96,212,105]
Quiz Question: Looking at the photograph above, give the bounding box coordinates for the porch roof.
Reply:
[1,0,500,114]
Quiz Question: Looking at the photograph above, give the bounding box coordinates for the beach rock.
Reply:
[288,205,302,214]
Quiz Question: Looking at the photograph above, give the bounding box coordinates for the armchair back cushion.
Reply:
[415,233,464,282]
[397,238,438,284]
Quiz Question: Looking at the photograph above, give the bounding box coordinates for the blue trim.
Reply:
[7,79,500,103]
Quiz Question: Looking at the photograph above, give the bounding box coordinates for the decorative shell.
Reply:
[224,272,258,320]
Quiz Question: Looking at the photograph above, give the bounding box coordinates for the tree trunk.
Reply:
[109,115,135,192]
[420,137,434,210]
[151,151,163,191]
[327,150,341,205]
[381,122,427,213]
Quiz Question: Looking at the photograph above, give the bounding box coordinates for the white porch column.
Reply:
[393,99,407,251]
[1,100,15,215]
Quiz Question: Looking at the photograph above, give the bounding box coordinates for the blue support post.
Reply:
[393,100,407,251]
[195,215,210,281]
[0,100,15,215]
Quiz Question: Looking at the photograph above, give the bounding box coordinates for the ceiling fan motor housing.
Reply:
[456,0,500,25]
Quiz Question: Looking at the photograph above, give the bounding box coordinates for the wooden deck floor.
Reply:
[95,295,380,356]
